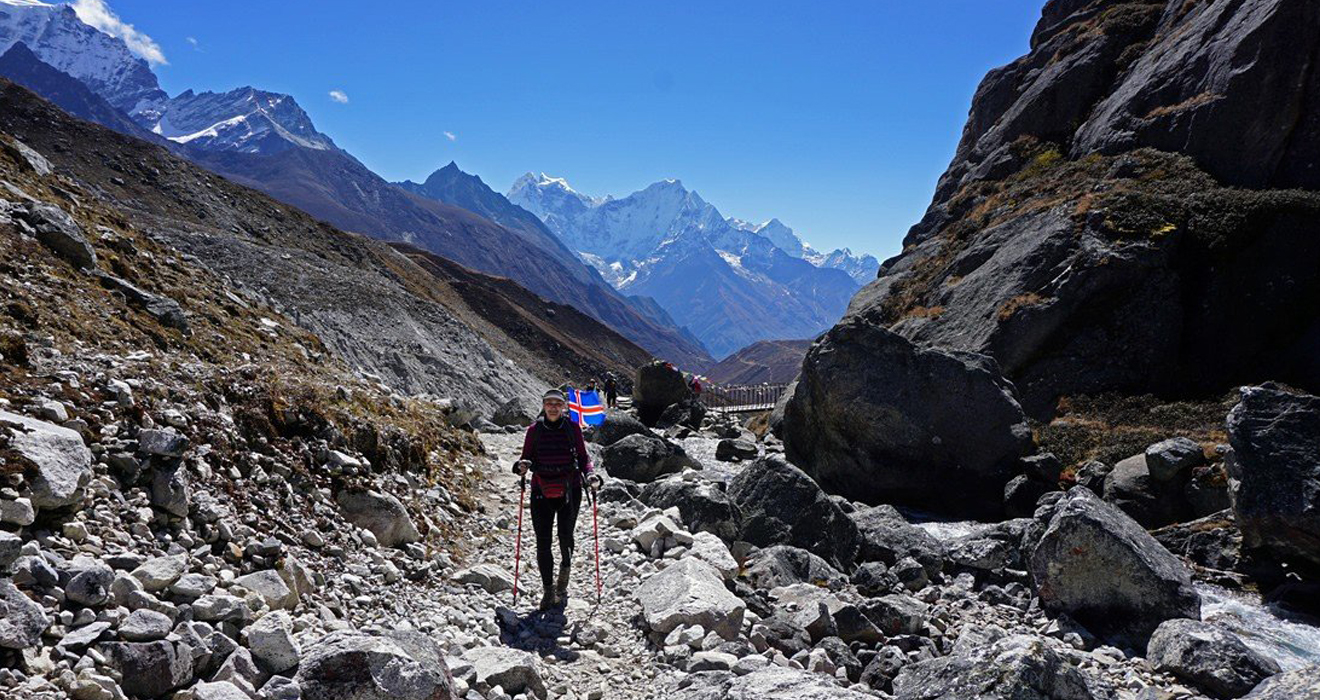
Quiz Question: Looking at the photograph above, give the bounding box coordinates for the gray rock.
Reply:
[492,397,534,427]
[1004,474,1052,518]
[728,455,860,569]
[676,665,873,699]
[131,555,187,593]
[453,564,514,593]
[99,640,195,698]
[190,681,252,700]
[336,489,421,547]
[96,273,190,332]
[686,531,738,581]
[600,433,695,483]
[1030,488,1200,645]
[892,634,1093,700]
[0,578,47,649]
[742,545,845,591]
[1104,453,1183,528]
[56,620,111,650]
[3,137,51,176]
[66,557,116,607]
[639,475,740,541]
[1,410,93,510]
[591,411,650,447]
[860,594,926,637]
[1243,664,1320,698]
[119,609,172,642]
[635,558,745,640]
[0,531,21,573]
[192,594,247,622]
[17,201,96,269]
[234,570,298,611]
[0,497,35,526]
[150,461,190,516]
[1147,619,1280,699]
[849,504,945,577]
[634,361,692,426]
[137,428,190,458]
[780,320,1033,518]
[688,650,738,672]
[1227,384,1320,568]
[715,438,758,462]
[656,399,706,431]
[244,611,299,674]
[296,630,454,700]
[1146,437,1205,482]
[464,646,546,698]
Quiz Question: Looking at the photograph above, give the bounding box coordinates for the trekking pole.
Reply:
[590,475,603,605]
[512,472,526,605]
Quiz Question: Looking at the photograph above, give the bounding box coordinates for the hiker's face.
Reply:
[544,399,565,420]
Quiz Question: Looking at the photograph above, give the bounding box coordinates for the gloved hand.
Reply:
[588,473,604,492]
[514,459,532,476]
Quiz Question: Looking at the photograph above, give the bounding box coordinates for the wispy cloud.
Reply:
[444,131,457,141]
[71,0,167,66]
[328,90,349,104]
[185,36,201,51]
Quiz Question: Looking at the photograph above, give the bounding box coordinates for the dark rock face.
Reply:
[1146,619,1280,700]
[638,476,740,541]
[591,412,649,447]
[655,399,706,431]
[715,438,758,462]
[600,434,696,483]
[848,505,945,578]
[780,317,1033,518]
[1226,384,1320,569]
[825,0,1320,418]
[100,640,195,698]
[892,634,1094,700]
[742,545,846,591]
[1029,488,1200,645]
[728,455,861,569]
[634,362,692,426]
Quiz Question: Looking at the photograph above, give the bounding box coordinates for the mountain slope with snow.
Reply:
[146,87,338,154]
[509,173,863,356]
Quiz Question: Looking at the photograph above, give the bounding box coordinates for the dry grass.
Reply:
[996,293,1049,321]
[1036,392,1235,470]
[1145,91,1223,119]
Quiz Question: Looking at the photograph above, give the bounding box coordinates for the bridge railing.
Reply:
[698,383,790,412]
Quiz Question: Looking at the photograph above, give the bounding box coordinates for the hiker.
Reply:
[689,375,703,397]
[604,374,618,408]
[513,388,599,609]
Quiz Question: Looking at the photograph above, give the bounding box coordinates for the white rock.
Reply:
[686,531,738,581]
[129,555,187,593]
[635,558,745,640]
[244,611,300,674]
[2,410,93,509]
[234,570,298,610]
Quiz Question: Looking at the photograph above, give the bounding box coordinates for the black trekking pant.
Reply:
[530,486,581,591]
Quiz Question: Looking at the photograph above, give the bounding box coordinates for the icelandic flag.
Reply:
[567,388,606,427]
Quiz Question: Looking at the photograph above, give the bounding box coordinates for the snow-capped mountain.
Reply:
[0,0,164,115]
[144,87,337,155]
[509,173,863,356]
[729,217,880,284]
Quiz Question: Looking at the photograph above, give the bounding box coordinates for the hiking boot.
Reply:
[539,588,557,611]
[555,560,571,599]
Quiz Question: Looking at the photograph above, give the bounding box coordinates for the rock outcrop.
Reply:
[779,318,1033,517]
[1147,619,1280,700]
[634,361,693,426]
[728,455,861,569]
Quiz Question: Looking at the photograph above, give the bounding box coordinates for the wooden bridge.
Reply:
[697,383,790,414]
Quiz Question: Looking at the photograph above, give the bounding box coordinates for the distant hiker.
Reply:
[513,389,599,609]
[604,375,618,409]
[689,375,703,397]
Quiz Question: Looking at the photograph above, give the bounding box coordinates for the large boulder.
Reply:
[655,399,706,431]
[1103,453,1186,528]
[675,665,874,700]
[779,319,1033,518]
[892,634,1094,700]
[1147,619,1280,700]
[1029,488,1200,645]
[742,545,846,591]
[635,558,745,640]
[1,410,93,510]
[295,630,454,700]
[336,489,421,547]
[0,578,46,649]
[634,362,692,426]
[1226,384,1320,568]
[728,455,860,569]
[17,201,96,269]
[1243,664,1320,698]
[492,398,534,427]
[463,647,545,699]
[600,433,695,483]
[591,411,649,447]
[99,640,195,698]
[639,475,740,541]
[849,504,945,577]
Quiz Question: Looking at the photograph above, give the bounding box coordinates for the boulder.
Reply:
[119,609,172,642]
[1103,453,1185,528]
[295,630,454,700]
[244,611,300,674]
[190,682,252,700]
[779,320,1033,519]
[463,646,545,699]
[715,438,758,462]
[336,489,421,547]
[634,362,692,426]
[1,410,93,510]
[591,411,649,447]
[453,564,514,594]
[675,665,874,699]
[234,570,298,611]
[686,532,738,581]
[635,558,745,640]
[17,201,96,269]
[1146,437,1205,482]
[1226,384,1320,568]
[492,398,534,427]
[130,555,187,593]
[1029,488,1200,645]
[860,594,926,637]
[96,273,190,332]
[0,531,20,573]
[639,475,740,541]
[728,455,860,569]
[0,578,46,649]
[137,428,190,458]
[1243,664,1320,698]
[151,461,190,517]
[1147,619,1280,699]
[99,640,195,698]
[892,634,1093,700]
[742,545,845,591]
[65,557,115,607]
[3,137,51,175]
[600,433,695,483]
[849,504,945,577]
[656,399,706,431]
[1004,474,1052,518]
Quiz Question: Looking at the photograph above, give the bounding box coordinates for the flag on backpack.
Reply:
[567,388,606,427]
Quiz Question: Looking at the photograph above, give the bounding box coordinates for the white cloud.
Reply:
[329,89,349,104]
[71,0,167,66]
[444,131,457,141]
[186,36,201,51]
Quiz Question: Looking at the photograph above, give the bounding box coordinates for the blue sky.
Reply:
[101,0,1043,259]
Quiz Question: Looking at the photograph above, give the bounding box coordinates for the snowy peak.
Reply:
[0,0,164,114]
[146,87,338,154]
